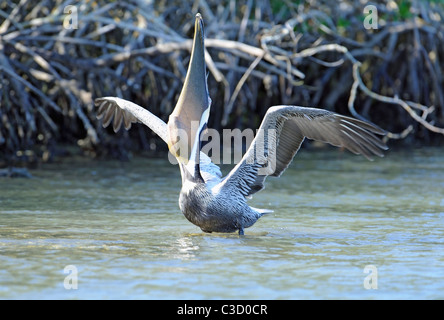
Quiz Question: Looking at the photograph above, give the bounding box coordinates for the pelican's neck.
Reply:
[167,13,211,166]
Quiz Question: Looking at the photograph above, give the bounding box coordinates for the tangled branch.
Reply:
[0,0,443,165]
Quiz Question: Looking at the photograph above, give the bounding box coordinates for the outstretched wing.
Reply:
[95,97,168,142]
[94,96,222,182]
[214,105,388,198]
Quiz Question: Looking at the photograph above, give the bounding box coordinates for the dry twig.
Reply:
[0,0,443,165]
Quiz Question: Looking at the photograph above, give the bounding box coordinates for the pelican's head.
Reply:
[167,13,211,181]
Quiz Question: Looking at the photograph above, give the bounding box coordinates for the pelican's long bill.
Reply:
[167,13,211,180]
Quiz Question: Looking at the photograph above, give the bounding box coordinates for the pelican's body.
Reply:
[178,173,266,234]
[95,14,387,235]
[179,180,257,234]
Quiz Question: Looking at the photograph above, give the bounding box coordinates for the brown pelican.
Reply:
[95,13,387,235]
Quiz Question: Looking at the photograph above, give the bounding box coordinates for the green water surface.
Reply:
[0,147,443,299]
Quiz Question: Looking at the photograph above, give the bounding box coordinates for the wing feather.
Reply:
[94,97,222,183]
[214,105,387,198]
[94,97,168,142]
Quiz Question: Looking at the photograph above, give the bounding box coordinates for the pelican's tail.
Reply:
[251,206,274,217]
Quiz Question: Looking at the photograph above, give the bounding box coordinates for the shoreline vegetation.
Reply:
[1,0,443,169]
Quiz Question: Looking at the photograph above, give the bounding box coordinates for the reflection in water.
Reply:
[0,148,443,299]
[175,237,200,260]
